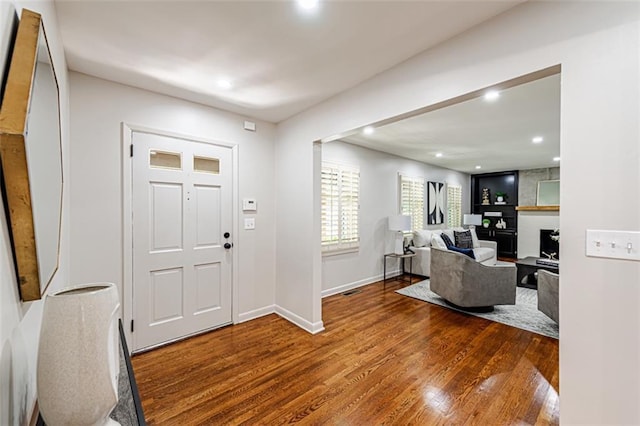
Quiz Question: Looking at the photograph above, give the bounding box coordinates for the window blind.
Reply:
[321,162,360,253]
[447,184,462,228]
[399,174,424,232]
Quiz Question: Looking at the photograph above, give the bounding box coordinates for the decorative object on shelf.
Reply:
[427,181,445,224]
[495,218,507,229]
[481,188,491,205]
[482,218,491,228]
[550,228,560,242]
[388,215,412,255]
[495,191,507,204]
[463,214,482,229]
[38,283,121,426]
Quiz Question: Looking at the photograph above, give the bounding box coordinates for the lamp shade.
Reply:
[388,215,412,231]
[463,214,483,226]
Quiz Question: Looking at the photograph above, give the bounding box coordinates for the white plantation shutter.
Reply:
[447,184,462,228]
[321,162,359,253]
[400,175,424,232]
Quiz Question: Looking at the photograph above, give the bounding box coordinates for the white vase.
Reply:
[37,283,121,426]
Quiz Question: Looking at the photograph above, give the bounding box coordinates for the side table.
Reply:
[383,252,416,289]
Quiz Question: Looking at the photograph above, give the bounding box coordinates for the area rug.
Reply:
[396,279,559,339]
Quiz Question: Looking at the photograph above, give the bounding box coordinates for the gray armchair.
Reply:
[430,248,516,311]
[537,269,559,324]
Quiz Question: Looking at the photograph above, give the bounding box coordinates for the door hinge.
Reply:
[131,319,134,333]
[130,144,133,157]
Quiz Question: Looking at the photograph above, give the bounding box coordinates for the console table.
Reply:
[516,256,559,289]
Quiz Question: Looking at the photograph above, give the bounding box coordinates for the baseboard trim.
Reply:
[238,305,276,323]
[275,305,325,334]
[321,270,400,298]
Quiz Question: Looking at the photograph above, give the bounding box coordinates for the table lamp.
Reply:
[388,215,412,255]
[463,214,482,229]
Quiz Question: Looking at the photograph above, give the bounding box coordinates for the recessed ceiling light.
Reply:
[363,126,375,135]
[484,90,500,101]
[297,0,319,10]
[532,136,544,143]
[217,79,233,90]
[475,165,482,169]
[435,153,443,158]
[553,157,561,162]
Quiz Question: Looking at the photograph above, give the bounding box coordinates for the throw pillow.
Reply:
[454,230,474,249]
[413,229,432,248]
[440,233,455,249]
[448,245,476,259]
[431,233,447,250]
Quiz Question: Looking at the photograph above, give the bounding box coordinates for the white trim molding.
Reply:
[238,305,276,323]
[321,271,400,298]
[275,305,325,334]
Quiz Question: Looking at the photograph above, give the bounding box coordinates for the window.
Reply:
[321,162,360,253]
[447,184,462,228]
[399,174,424,232]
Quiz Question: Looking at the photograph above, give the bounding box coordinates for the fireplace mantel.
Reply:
[516,205,559,211]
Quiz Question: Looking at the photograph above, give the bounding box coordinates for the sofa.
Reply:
[430,247,516,310]
[406,228,497,277]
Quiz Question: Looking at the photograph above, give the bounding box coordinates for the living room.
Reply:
[1,1,639,425]
[321,71,561,300]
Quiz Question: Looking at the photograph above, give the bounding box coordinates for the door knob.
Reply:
[224,232,230,239]
[224,243,232,249]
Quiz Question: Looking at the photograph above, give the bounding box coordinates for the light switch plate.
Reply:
[586,229,640,261]
[244,218,256,230]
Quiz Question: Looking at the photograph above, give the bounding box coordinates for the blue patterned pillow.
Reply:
[440,233,455,249]
[448,245,476,259]
[454,230,474,249]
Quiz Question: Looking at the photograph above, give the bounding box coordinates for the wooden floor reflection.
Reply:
[132,276,560,425]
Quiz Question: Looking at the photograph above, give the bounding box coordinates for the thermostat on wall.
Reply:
[243,198,257,211]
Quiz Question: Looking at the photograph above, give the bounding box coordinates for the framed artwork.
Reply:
[427,181,445,225]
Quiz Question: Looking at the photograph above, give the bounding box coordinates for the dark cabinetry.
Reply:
[471,171,518,258]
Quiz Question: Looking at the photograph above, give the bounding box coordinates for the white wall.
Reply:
[518,211,560,258]
[275,2,640,423]
[321,141,469,295]
[68,73,277,338]
[0,1,70,424]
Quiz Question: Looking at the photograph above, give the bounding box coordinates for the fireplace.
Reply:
[540,229,559,260]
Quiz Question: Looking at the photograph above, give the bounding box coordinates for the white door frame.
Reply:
[121,122,240,352]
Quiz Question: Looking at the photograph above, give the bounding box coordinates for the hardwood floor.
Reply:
[131,277,559,425]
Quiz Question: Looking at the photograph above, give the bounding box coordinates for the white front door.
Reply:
[132,131,233,351]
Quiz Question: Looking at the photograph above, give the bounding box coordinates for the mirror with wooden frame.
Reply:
[0,9,63,301]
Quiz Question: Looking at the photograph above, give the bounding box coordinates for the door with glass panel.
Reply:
[132,131,232,351]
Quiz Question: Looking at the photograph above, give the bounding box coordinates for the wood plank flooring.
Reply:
[131,277,559,425]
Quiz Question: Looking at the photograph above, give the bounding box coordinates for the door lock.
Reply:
[224,232,230,239]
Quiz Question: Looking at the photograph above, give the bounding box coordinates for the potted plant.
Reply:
[482,218,491,228]
[495,191,507,203]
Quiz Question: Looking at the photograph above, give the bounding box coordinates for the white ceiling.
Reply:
[340,73,561,174]
[54,0,523,123]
